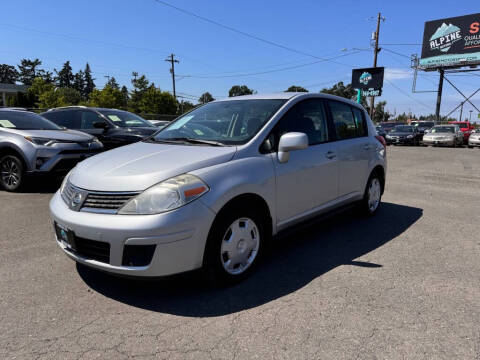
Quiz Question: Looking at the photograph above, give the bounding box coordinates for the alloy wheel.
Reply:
[0,158,21,188]
[368,178,381,213]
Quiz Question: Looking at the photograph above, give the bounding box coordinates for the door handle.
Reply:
[325,151,336,159]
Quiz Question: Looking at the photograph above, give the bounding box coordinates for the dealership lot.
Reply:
[1,146,479,359]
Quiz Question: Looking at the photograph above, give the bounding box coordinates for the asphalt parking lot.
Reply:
[1,146,479,360]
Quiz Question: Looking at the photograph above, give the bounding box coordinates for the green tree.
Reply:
[17,58,42,85]
[0,64,19,84]
[320,81,369,109]
[228,85,254,97]
[73,70,85,95]
[198,92,215,104]
[38,87,82,108]
[285,85,308,92]
[105,76,119,89]
[88,86,125,108]
[180,100,196,113]
[83,63,95,97]
[372,101,391,123]
[120,85,129,108]
[55,61,74,88]
[130,73,150,112]
[37,69,54,83]
[138,85,177,114]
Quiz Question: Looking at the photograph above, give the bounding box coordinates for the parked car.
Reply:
[385,125,422,145]
[411,121,435,135]
[50,93,386,284]
[0,109,102,191]
[148,120,170,128]
[42,107,158,150]
[375,125,387,139]
[468,129,480,148]
[422,125,464,147]
[448,121,474,142]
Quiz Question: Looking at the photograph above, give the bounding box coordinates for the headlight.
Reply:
[25,137,57,146]
[118,174,209,215]
[407,135,413,138]
[60,170,73,203]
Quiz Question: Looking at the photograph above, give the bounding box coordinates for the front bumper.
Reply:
[468,137,480,147]
[385,137,414,145]
[49,191,216,277]
[422,138,455,146]
[28,143,103,173]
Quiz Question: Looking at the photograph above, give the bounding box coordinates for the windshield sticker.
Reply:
[0,120,16,128]
[193,129,204,136]
[108,115,122,122]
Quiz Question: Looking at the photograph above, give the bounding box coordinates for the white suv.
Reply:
[50,93,387,284]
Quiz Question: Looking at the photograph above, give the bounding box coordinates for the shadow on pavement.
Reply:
[78,202,422,317]
[17,175,64,194]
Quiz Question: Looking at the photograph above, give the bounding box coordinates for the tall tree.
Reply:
[105,76,119,89]
[88,86,125,109]
[55,61,74,88]
[17,58,42,85]
[130,74,150,112]
[372,101,390,123]
[37,69,54,83]
[73,70,85,95]
[198,92,215,104]
[285,85,308,92]
[137,84,177,114]
[83,63,95,96]
[228,85,254,97]
[0,64,18,84]
[120,85,129,108]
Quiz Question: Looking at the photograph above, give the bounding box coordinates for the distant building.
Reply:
[0,83,28,107]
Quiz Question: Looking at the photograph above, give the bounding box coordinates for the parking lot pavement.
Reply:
[0,146,479,359]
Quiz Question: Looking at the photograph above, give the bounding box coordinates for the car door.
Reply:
[327,101,370,197]
[272,99,338,227]
[78,111,116,149]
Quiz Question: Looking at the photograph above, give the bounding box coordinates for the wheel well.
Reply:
[216,193,273,235]
[371,165,385,194]
[0,147,27,170]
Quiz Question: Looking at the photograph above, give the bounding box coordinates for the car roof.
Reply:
[46,106,125,112]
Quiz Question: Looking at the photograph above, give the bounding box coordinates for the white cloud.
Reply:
[384,68,412,81]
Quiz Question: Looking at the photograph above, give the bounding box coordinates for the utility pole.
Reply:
[165,54,179,99]
[369,12,384,120]
[435,68,444,122]
[459,101,464,121]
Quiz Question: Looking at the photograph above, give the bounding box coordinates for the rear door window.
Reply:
[80,111,105,129]
[352,107,368,137]
[329,101,357,140]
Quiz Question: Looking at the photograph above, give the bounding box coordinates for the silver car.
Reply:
[49,93,387,284]
[422,125,464,147]
[0,109,103,191]
[468,129,480,148]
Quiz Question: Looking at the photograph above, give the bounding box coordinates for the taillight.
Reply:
[375,135,386,149]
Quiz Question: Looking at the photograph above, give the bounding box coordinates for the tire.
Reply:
[360,173,382,216]
[0,155,25,191]
[203,205,267,286]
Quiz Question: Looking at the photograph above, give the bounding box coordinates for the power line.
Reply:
[152,0,353,67]
[381,47,411,59]
[384,78,433,110]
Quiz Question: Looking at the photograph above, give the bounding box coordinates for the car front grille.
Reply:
[62,181,139,214]
[73,236,110,263]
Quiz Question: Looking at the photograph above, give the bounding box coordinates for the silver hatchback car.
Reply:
[0,109,103,191]
[50,93,387,284]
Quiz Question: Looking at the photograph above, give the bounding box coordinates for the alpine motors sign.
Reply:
[420,13,480,69]
[351,67,384,97]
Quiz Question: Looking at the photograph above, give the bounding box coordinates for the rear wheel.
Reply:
[360,173,382,216]
[203,206,267,286]
[0,155,24,191]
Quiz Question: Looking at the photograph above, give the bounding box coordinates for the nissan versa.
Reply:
[49,93,387,284]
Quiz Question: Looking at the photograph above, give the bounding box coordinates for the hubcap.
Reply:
[368,178,381,212]
[220,217,260,275]
[1,159,20,187]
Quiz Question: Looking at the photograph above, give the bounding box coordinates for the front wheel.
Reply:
[0,155,25,191]
[203,207,266,286]
[360,174,382,216]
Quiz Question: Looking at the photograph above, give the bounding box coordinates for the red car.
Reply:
[449,121,475,142]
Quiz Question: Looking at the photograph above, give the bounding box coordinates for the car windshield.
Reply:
[417,122,434,128]
[0,111,61,130]
[393,125,413,132]
[450,123,467,129]
[97,110,154,128]
[152,99,286,145]
[431,126,455,133]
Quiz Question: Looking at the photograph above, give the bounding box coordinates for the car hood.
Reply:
[387,131,414,136]
[70,141,237,191]
[4,128,94,141]
[424,133,454,137]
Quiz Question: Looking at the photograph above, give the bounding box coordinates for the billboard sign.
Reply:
[420,13,480,70]
[351,67,384,97]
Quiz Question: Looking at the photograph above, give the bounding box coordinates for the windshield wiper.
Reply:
[158,137,225,146]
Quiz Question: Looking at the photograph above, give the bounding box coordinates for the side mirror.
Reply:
[277,132,308,163]
[93,121,108,130]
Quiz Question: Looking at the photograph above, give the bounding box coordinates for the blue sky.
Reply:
[1,0,479,120]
